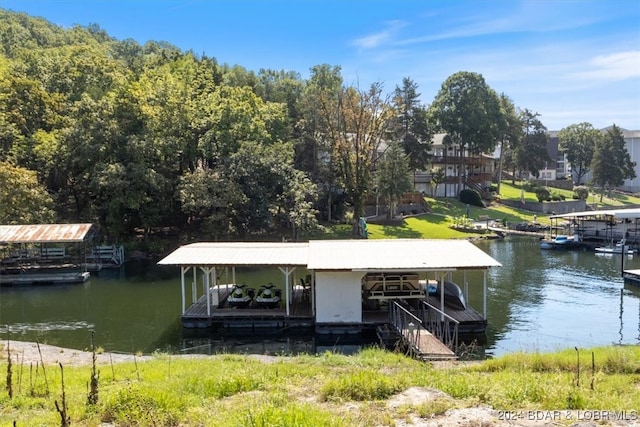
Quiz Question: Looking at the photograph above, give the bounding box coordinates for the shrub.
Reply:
[573,186,589,200]
[459,189,484,207]
[535,187,550,202]
[522,181,542,192]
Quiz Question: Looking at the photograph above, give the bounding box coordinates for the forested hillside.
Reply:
[0,9,514,244]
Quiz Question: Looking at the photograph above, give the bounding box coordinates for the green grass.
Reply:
[1,346,638,426]
[320,195,546,240]
[329,182,640,241]
[498,181,640,208]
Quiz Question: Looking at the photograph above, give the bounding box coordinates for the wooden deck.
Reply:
[182,287,314,329]
[424,295,487,333]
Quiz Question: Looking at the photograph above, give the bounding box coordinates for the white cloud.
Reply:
[572,51,640,81]
[351,20,407,49]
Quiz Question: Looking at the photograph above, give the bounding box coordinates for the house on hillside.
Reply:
[540,127,640,192]
[379,133,497,199]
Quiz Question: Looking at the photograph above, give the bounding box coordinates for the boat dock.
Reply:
[0,224,101,286]
[159,240,501,361]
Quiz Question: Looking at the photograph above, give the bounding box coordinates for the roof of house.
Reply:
[0,224,94,244]
[158,239,502,271]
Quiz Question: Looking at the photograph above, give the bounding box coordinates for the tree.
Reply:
[301,64,344,221]
[428,71,501,195]
[335,82,394,232]
[391,77,433,174]
[558,122,600,185]
[0,161,55,223]
[376,142,413,220]
[513,109,550,178]
[494,94,521,193]
[429,166,446,197]
[590,125,636,202]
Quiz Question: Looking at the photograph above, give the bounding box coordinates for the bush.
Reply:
[573,186,589,200]
[459,188,484,207]
[522,181,542,192]
[535,187,550,202]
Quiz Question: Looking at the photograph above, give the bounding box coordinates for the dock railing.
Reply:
[388,301,427,357]
[417,300,459,350]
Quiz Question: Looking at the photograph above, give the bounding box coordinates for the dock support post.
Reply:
[181,266,186,314]
[192,267,197,304]
[440,274,445,322]
[279,266,296,316]
[203,267,211,316]
[483,270,487,319]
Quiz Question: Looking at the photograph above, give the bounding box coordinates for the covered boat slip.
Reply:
[0,224,96,286]
[549,208,640,247]
[158,239,502,339]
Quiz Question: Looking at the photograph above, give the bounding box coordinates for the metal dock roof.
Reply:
[307,239,501,271]
[158,239,501,271]
[157,241,310,267]
[0,224,94,244]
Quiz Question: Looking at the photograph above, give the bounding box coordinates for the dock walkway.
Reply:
[389,301,456,360]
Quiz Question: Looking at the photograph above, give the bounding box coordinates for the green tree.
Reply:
[429,166,446,197]
[277,168,320,241]
[558,122,600,185]
[391,77,433,173]
[301,64,344,221]
[0,161,55,223]
[178,167,243,239]
[495,94,521,192]
[428,71,501,195]
[590,125,636,201]
[514,109,550,178]
[336,83,393,232]
[377,142,413,220]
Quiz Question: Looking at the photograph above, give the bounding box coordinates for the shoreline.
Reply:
[0,339,152,367]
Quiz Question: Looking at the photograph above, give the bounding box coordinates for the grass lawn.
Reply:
[318,180,640,240]
[2,346,638,426]
[319,196,542,240]
[498,181,640,208]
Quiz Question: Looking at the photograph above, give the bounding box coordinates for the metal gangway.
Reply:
[388,301,456,360]
[417,300,460,350]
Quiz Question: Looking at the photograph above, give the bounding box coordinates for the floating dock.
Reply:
[423,295,487,333]
[623,269,640,287]
[0,271,90,286]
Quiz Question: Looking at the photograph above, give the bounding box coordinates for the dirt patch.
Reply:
[1,340,152,367]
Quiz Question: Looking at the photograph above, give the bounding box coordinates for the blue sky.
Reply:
[2,0,639,130]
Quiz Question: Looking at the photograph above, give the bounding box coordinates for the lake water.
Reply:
[1,237,639,357]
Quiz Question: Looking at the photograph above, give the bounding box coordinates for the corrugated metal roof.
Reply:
[0,224,94,243]
[158,242,310,266]
[158,239,501,271]
[307,239,501,271]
